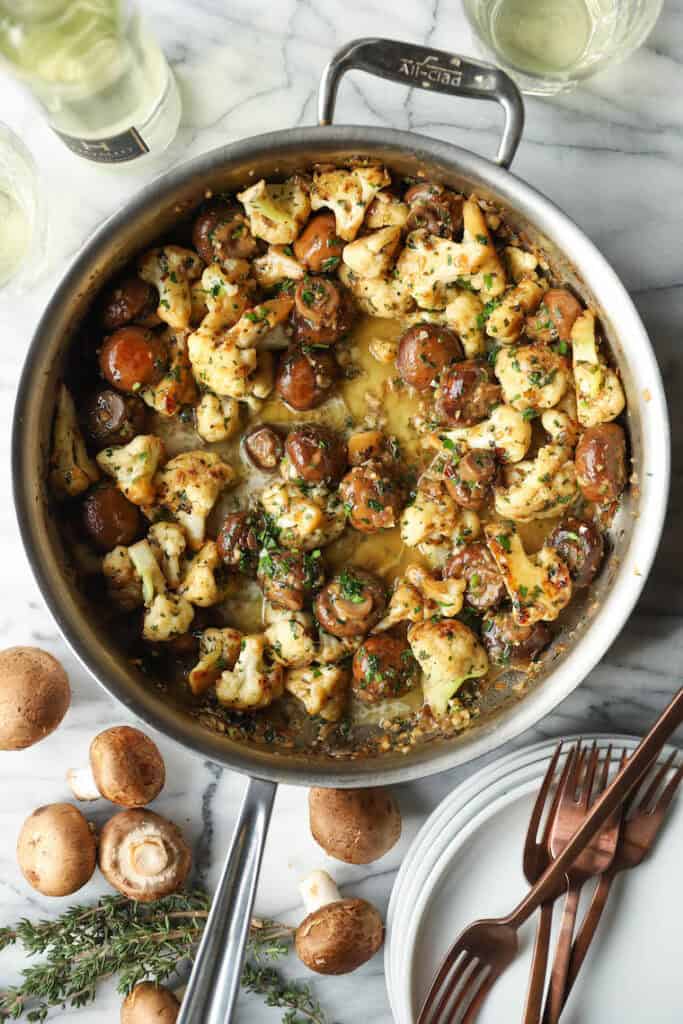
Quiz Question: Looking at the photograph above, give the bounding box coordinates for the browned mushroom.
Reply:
[575,423,627,504]
[243,425,284,471]
[314,570,387,638]
[285,425,347,486]
[192,198,258,263]
[309,788,402,863]
[293,212,344,273]
[396,323,463,390]
[526,287,583,344]
[404,182,464,238]
[291,276,355,346]
[295,869,384,975]
[435,359,502,426]
[257,548,325,611]
[67,725,165,807]
[99,326,168,394]
[548,517,605,588]
[481,611,553,667]
[0,646,70,750]
[17,803,96,896]
[339,461,406,533]
[98,809,192,901]
[444,542,506,611]
[216,511,261,575]
[81,389,147,449]
[120,982,180,1024]
[351,634,418,703]
[82,484,144,552]
[276,344,339,411]
[443,450,497,511]
[100,275,159,331]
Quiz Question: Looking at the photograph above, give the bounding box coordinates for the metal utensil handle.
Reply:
[507,687,683,928]
[177,776,277,1024]
[318,37,524,168]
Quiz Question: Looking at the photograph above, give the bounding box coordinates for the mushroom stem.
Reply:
[299,869,341,914]
[66,765,100,801]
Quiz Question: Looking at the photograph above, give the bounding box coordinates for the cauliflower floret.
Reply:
[252,245,305,287]
[285,661,349,721]
[138,246,203,330]
[400,478,479,549]
[195,393,240,443]
[96,435,165,507]
[142,328,198,417]
[365,191,410,229]
[128,539,194,641]
[102,546,143,611]
[315,630,361,663]
[49,384,100,499]
[541,408,579,448]
[188,627,242,696]
[264,604,316,668]
[571,310,626,427]
[436,405,532,464]
[408,618,488,717]
[494,444,578,521]
[237,176,311,245]
[179,541,226,607]
[187,264,255,398]
[148,522,187,587]
[444,291,486,357]
[374,579,424,633]
[504,246,539,283]
[310,164,390,241]
[153,450,234,549]
[338,264,414,317]
[342,226,402,279]
[215,633,284,710]
[494,343,570,411]
[405,564,466,619]
[486,279,546,344]
[395,197,506,307]
[485,523,572,626]
[260,480,346,551]
[244,350,275,408]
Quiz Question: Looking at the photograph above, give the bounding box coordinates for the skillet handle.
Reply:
[318,37,524,168]
[177,776,277,1024]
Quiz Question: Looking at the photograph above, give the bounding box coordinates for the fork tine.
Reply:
[636,749,678,813]
[540,745,577,847]
[598,744,612,793]
[580,741,600,808]
[418,946,471,1023]
[652,758,683,816]
[524,742,563,863]
[441,959,486,1023]
[461,966,495,1024]
[565,740,584,803]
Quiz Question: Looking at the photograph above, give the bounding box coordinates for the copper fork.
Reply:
[541,744,624,1024]
[416,687,683,1024]
[521,743,577,1024]
[561,749,683,1008]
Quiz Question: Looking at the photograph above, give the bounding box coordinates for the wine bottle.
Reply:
[0,0,181,165]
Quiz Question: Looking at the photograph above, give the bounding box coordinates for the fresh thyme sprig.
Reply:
[0,890,328,1023]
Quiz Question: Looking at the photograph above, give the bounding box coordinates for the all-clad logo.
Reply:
[398,53,463,87]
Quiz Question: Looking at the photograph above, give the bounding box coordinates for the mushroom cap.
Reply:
[295,897,384,974]
[99,809,191,901]
[309,787,401,864]
[17,802,96,896]
[90,725,165,807]
[0,646,70,750]
[121,982,180,1023]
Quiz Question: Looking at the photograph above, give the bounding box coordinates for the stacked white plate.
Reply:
[385,736,682,1023]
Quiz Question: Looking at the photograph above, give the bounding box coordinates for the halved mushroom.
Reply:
[295,869,384,974]
[0,646,70,751]
[17,802,96,896]
[67,725,165,807]
[309,788,401,864]
[99,809,191,901]
[120,982,180,1024]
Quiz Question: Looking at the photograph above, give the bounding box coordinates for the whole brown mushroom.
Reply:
[295,869,384,975]
[17,802,96,896]
[121,982,180,1024]
[0,646,70,750]
[309,787,401,864]
[67,725,165,807]
[99,809,191,901]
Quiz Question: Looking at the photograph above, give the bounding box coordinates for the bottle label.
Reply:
[53,126,150,163]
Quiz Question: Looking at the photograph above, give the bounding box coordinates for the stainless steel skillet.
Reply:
[12,38,669,1023]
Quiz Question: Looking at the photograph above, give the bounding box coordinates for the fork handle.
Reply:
[506,688,683,929]
[542,884,581,1023]
[522,901,554,1024]
[562,869,615,1006]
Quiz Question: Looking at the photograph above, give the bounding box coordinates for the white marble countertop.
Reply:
[1,2,682,1021]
